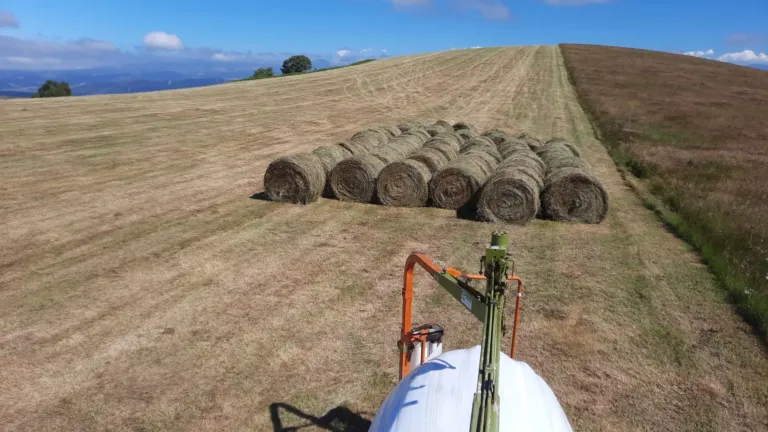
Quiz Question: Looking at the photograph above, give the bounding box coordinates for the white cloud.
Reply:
[683,49,714,58]
[336,49,352,58]
[6,56,32,64]
[470,46,483,49]
[718,50,768,64]
[544,0,611,4]
[0,10,19,28]
[211,52,243,62]
[381,49,388,53]
[143,31,183,51]
[361,48,373,53]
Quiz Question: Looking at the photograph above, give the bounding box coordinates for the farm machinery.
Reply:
[370,232,572,432]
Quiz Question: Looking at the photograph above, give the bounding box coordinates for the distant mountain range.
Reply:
[0,58,339,97]
[0,69,242,97]
[747,64,768,71]
[0,90,33,98]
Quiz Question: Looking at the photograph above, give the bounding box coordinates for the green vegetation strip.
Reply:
[559,44,768,343]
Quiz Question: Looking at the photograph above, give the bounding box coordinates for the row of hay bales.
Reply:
[263,120,608,224]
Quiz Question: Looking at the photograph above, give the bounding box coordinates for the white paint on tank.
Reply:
[371,345,572,432]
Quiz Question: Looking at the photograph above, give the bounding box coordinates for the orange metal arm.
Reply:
[508,276,523,358]
[400,253,524,379]
[401,253,442,378]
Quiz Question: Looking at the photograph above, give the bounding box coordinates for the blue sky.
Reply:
[1,0,767,71]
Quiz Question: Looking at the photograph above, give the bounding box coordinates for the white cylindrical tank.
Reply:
[371,345,572,432]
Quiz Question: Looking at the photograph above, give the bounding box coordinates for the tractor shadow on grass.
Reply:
[269,402,372,432]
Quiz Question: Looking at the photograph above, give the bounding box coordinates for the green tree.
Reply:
[33,80,72,98]
[281,55,312,75]
[252,67,275,79]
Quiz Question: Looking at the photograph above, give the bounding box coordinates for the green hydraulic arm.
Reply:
[399,231,522,432]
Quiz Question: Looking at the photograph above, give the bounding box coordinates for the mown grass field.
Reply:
[1,45,766,431]
[561,43,768,342]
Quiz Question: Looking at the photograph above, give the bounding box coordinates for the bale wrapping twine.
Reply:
[331,131,428,203]
[537,141,608,223]
[477,147,545,224]
[264,153,326,204]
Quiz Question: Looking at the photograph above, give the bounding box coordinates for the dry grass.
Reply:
[0,46,766,431]
[561,44,768,341]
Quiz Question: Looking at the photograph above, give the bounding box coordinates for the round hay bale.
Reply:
[409,147,451,173]
[424,139,460,161]
[337,139,372,155]
[517,133,543,151]
[546,155,590,172]
[462,150,500,175]
[540,139,580,157]
[432,120,453,132]
[397,133,427,147]
[497,139,531,159]
[352,129,389,146]
[350,133,382,151]
[482,129,509,146]
[373,126,394,140]
[312,145,353,198]
[461,138,502,162]
[377,159,433,207]
[426,126,443,137]
[513,166,545,190]
[453,122,479,134]
[333,143,354,158]
[431,132,464,148]
[430,158,492,210]
[381,125,402,138]
[264,153,325,204]
[370,145,410,164]
[397,121,421,133]
[392,134,426,152]
[541,167,608,223]
[498,154,546,178]
[330,155,387,203]
[536,142,580,162]
[478,170,541,224]
[367,135,425,164]
[403,129,430,142]
[455,129,477,141]
[312,145,351,175]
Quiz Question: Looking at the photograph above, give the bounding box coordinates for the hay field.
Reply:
[1,46,766,431]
